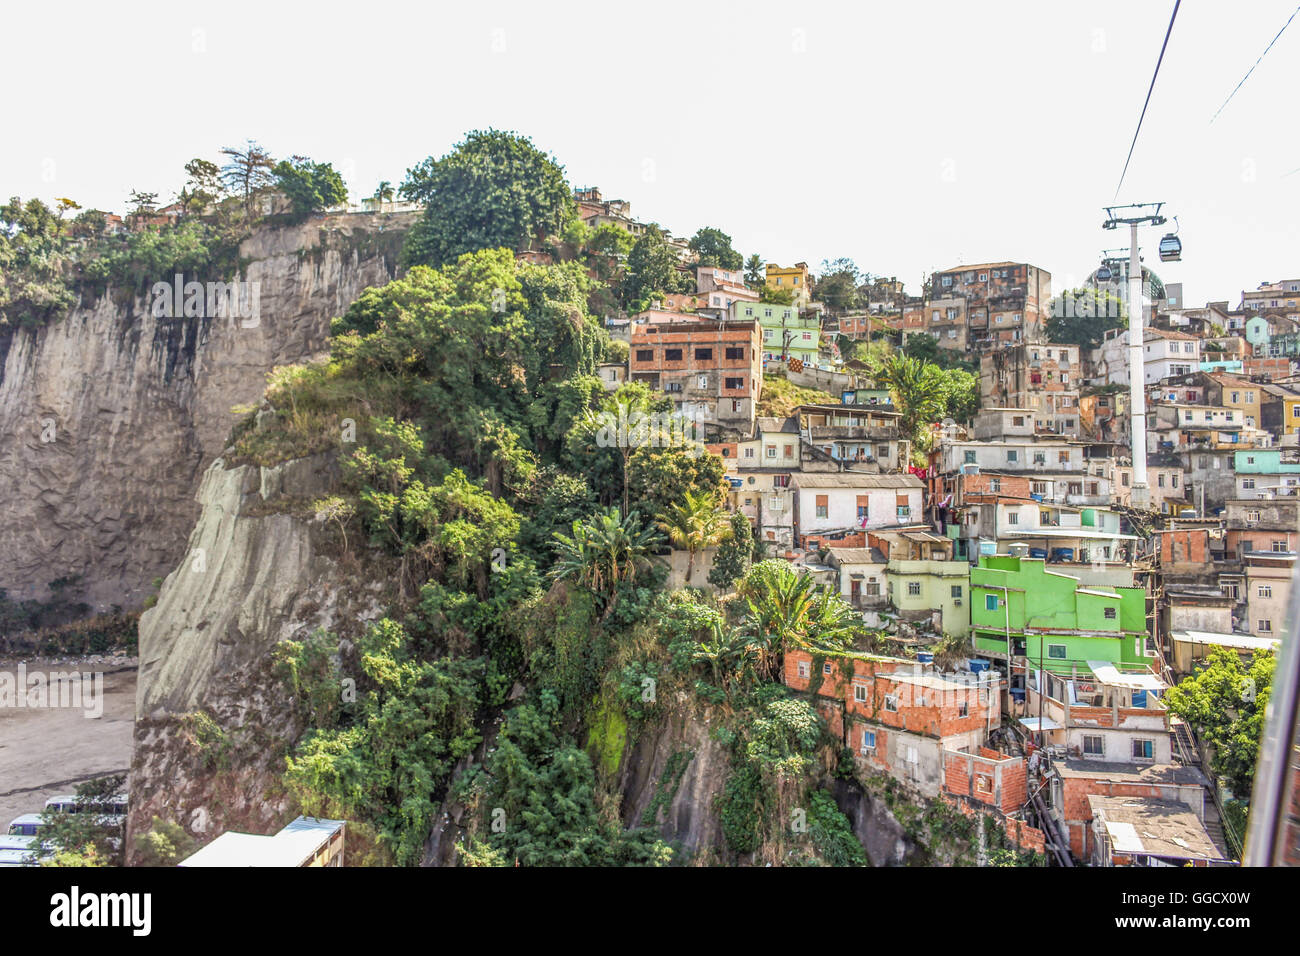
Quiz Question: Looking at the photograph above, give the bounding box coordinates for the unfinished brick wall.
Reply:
[942,748,1027,814]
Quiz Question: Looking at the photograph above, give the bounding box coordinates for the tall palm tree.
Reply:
[875,353,946,443]
[551,508,663,612]
[739,560,860,679]
[373,180,395,213]
[657,491,731,585]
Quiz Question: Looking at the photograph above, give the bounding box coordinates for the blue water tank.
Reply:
[917,651,934,664]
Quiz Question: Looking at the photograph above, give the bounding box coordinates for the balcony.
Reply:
[809,425,900,441]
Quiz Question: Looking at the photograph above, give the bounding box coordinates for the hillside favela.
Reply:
[1,2,1298,930]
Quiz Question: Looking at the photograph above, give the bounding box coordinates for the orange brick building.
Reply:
[785,648,1002,796]
[629,318,762,436]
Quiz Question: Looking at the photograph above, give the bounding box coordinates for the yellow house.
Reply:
[1211,373,1262,431]
[1261,382,1300,436]
[765,262,812,308]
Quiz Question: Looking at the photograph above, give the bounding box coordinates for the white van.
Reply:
[0,847,35,866]
[6,814,45,837]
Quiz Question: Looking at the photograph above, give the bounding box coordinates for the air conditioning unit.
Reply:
[953,598,963,606]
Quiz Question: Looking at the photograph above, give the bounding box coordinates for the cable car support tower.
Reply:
[1102,202,1181,511]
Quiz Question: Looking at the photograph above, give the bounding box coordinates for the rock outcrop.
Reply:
[126,453,391,858]
[0,212,414,610]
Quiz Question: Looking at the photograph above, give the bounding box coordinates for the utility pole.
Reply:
[1103,203,1175,512]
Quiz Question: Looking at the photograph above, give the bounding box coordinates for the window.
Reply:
[784,444,794,458]
[1058,451,1070,464]
[964,450,977,464]
[725,377,744,389]
[860,729,876,753]
[816,494,828,519]
[985,594,999,611]
[958,701,969,718]
[1012,416,1025,427]
[1047,644,1067,660]
[1007,450,1018,463]
[856,496,869,519]
[1274,540,1289,553]
[797,660,810,678]
[854,684,867,703]
[1008,512,1019,525]
[990,478,1002,492]
[824,661,832,675]
[725,346,744,359]
[1083,735,1104,757]
[1157,474,1165,488]
[951,585,963,599]
[1259,585,1273,598]
[694,347,713,360]
[884,695,898,713]
[1104,607,1117,619]
[907,581,921,596]
[765,445,777,458]
[1034,452,1046,465]
[697,375,708,389]
[1243,479,1256,490]
[1171,474,1178,488]
[665,348,682,361]
[1131,739,1154,760]
[635,349,653,362]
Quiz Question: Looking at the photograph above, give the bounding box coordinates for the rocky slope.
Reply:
[0,212,415,610]
[126,452,393,858]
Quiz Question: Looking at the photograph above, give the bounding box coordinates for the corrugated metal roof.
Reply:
[792,473,922,489]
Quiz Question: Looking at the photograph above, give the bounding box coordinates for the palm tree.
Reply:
[657,491,731,585]
[875,353,946,443]
[744,253,766,290]
[692,619,759,695]
[372,181,395,213]
[739,560,861,679]
[551,508,663,613]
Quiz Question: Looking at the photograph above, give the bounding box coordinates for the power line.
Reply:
[1211,3,1300,124]
[1116,0,1182,200]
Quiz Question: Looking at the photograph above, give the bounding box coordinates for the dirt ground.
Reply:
[0,657,136,828]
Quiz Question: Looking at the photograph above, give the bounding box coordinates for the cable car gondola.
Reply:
[1158,233,1181,262]
[1096,261,1113,281]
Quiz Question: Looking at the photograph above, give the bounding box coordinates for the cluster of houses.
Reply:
[567,190,1298,865]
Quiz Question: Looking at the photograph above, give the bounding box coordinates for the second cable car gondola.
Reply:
[1096,261,1113,281]
[1159,233,1181,262]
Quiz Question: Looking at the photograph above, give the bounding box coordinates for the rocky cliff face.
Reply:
[0,212,415,610]
[126,452,392,856]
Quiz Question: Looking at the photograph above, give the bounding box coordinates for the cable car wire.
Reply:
[1116,1,1182,200]
[1211,3,1300,124]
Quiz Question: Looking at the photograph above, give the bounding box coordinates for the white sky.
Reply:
[3,0,1298,307]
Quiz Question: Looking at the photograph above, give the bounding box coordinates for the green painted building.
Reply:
[968,555,1149,669]
[731,301,821,367]
[886,559,971,638]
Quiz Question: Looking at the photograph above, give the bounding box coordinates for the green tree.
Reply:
[458,691,672,866]
[622,224,691,307]
[274,157,348,219]
[133,817,197,866]
[400,129,575,268]
[744,253,765,289]
[657,489,731,585]
[814,257,862,311]
[1046,287,1127,348]
[1165,646,1275,797]
[759,284,794,305]
[708,511,754,590]
[219,140,277,216]
[875,354,947,442]
[738,560,860,679]
[33,773,126,866]
[372,180,395,210]
[688,226,743,270]
[551,507,663,608]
